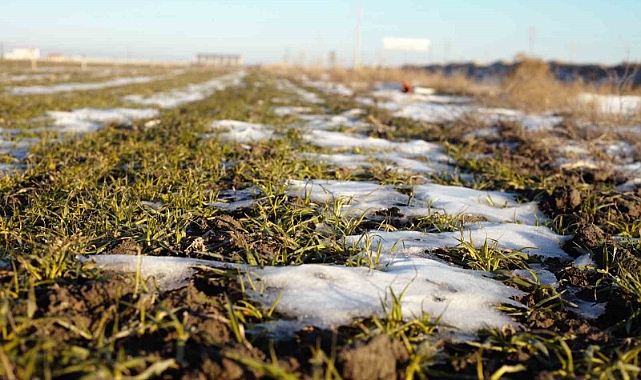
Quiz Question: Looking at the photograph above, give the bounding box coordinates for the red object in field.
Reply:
[401,80,413,93]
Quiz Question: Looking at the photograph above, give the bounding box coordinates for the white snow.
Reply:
[392,103,472,123]
[303,130,452,163]
[573,254,597,268]
[205,120,273,143]
[299,151,451,175]
[512,268,558,287]
[473,108,564,131]
[412,184,546,225]
[288,180,546,225]
[0,73,60,83]
[46,108,160,133]
[303,79,354,97]
[82,253,524,332]
[366,88,563,130]
[275,79,324,104]
[347,223,570,259]
[273,106,313,117]
[578,93,641,115]
[8,76,159,95]
[296,110,370,131]
[617,177,641,192]
[0,139,35,160]
[123,71,246,108]
[209,187,261,210]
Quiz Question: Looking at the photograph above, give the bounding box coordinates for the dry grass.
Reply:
[270,58,641,126]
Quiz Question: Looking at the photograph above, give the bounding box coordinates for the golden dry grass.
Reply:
[269,58,641,126]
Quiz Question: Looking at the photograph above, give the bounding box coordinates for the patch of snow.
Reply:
[303,130,452,163]
[412,184,546,225]
[296,110,370,131]
[82,253,524,332]
[124,71,246,108]
[288,180,546,225]
[303,79,354,97]
[0,139,35,160]
[573,254,597,268]
[473,108,564,131]
[347,223,571,259]
[9,76,159,95]
[579,93,641,115]
[46,108,160,133]
[617,177,641,192]
[210,187,261,210]
[273,106,313,117]
[275,80,324,104]
[512,268,558,287]
[205,120,273,143]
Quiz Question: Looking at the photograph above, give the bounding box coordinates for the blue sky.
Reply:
[1,0,639,65]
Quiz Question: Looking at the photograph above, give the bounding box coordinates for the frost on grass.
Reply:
[83,254,524,333]
[8,76,159,95]
[46,108,160,133]
[204,120,273,143]
[123,71,246,108]
[288,180,546,225]
[346,223,570,259]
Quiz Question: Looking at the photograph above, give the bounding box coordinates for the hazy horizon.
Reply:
[2,0,640,66]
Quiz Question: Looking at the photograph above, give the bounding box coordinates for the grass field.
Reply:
[1,60,641,379]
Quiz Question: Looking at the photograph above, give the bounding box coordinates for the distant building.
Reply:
[3,47,40,60]
[195,54,243,67]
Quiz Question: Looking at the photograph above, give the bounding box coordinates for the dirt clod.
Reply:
[338,335,409,380]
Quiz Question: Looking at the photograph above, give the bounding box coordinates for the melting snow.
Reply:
[346,223,570,259]
[303,130,452,162]
[8,76,159,95]
[46,108,160,133]
[512,268,558,287]
[296,110,370,131]
[412,184,546,225]
[273,106,313,117]
[124,71,246,108]
[578,93,641,115]
[287,180,546,225]
[205,120,273,143]
[82,254,524,332]
[275,79,324,104]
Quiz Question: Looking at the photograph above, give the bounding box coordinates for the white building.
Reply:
[3,47,41,60]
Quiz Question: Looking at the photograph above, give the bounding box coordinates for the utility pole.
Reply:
[353,3,362,70]
[528,26,535,56]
